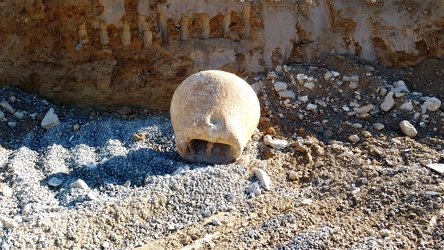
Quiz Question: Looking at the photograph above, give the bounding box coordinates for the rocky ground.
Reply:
[1,55,444,249]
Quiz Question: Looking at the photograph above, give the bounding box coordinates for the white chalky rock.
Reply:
[354,104,374,114]
[70,179,89,190]
[296,73,307,81]
[331,71,340,77]
[348,134,360,143]
[399,120,417,138]
[422,97,441,112]
[273,81,288,92]
[380,92,396,112]
[0,101,14,114]
[324,71,333,81]
[2,185,13,197]
[400,101,413,111]
[255,168,271,191]
[41,108,61,129]
[277,90,296,99]
[170,70,260,164]
[263,135,288,150]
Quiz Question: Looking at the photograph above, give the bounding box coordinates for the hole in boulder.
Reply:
[187,139,237,164]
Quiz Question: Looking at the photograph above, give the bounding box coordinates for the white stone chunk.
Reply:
[0,101,14,114]
[273,81,287,92]
[399,120,417,138]
[41,108,61,129]
[422,97,441,112]
[263,135,288,150]
[380,92,395,112]
[324,71,333,81]
[254,168,271,191]
[425,163,444,175]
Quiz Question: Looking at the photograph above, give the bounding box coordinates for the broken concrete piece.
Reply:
[41,108,61,129]
[170,70,260,164]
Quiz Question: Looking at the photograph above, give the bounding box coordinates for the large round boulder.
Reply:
[170,70,260,164]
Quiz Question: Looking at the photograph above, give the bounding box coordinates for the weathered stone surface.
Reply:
[0,0,442,109]
[170,70,260,164]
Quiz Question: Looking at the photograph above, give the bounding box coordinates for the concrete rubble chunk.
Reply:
[41,108,61,129]
[399,120,417,138]
[254,168,271,191]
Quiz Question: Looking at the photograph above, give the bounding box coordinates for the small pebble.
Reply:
[248,182,262,197]
[354,104,373,114]
[379,229,391,238]
[2,185,13,197]
[380,92,395,112]
[48,177,63,187]
[0,101,14,114]
[9,96,16,102]
[0,110,4,120]
[324,71,333,81]
[73,124,80,131]
[211,218,222,226]
[13,111,25,120]
[274,82,288,92]
[399,120,417,138]
[263,135,288,150]
[7,121,17,128]
[361,130,372,138]
[373,123,385,131]
[41,108,61,129]
[277,90,296,99]
[313,161,324,168]
[288,171,299,181]
[304,81,315,90]
[348,134,360,143]
[400,101,413,111]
